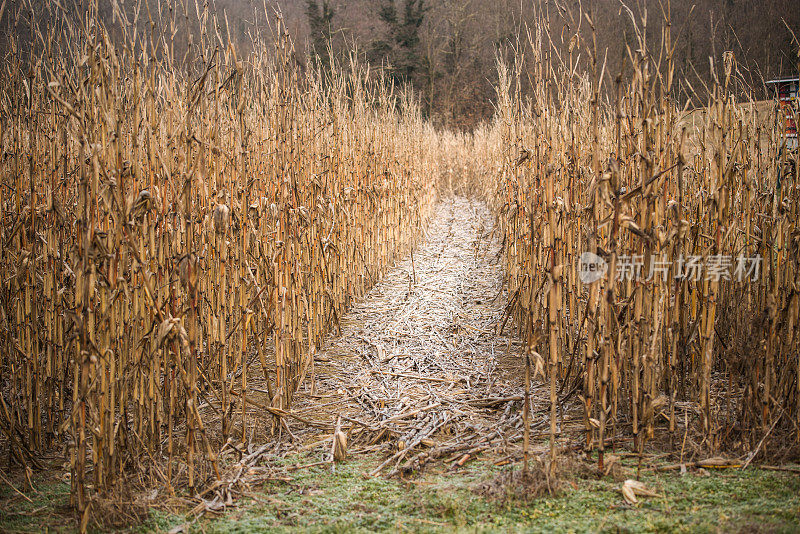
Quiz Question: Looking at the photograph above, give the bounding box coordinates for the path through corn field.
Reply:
[275,196,547,475]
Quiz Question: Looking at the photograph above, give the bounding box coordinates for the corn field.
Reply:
[1,0,799,528]
[0,2,440,521]
[478,13,800,472]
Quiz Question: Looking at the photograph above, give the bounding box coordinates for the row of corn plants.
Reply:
[476,13,799,473]
[0,2,439,519]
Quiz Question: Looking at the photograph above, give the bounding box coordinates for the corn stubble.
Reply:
[0,1,438,520]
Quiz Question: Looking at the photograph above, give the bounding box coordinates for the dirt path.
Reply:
[284,196,538,474]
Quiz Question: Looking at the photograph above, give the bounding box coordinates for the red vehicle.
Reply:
[766,77,798,150]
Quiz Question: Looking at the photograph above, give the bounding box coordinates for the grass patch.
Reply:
[2,454,799,533]
[0,478,72,533]
[145,454,800,534]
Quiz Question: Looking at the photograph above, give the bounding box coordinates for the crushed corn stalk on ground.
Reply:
[270,197,538,475]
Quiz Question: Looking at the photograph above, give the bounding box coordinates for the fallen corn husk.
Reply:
[620,479,660,504]
[332,417,347,462]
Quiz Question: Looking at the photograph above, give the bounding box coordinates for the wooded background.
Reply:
[3,0,799,127]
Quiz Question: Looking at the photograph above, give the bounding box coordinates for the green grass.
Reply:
[0,477,72,533]
[2,454,799,533]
